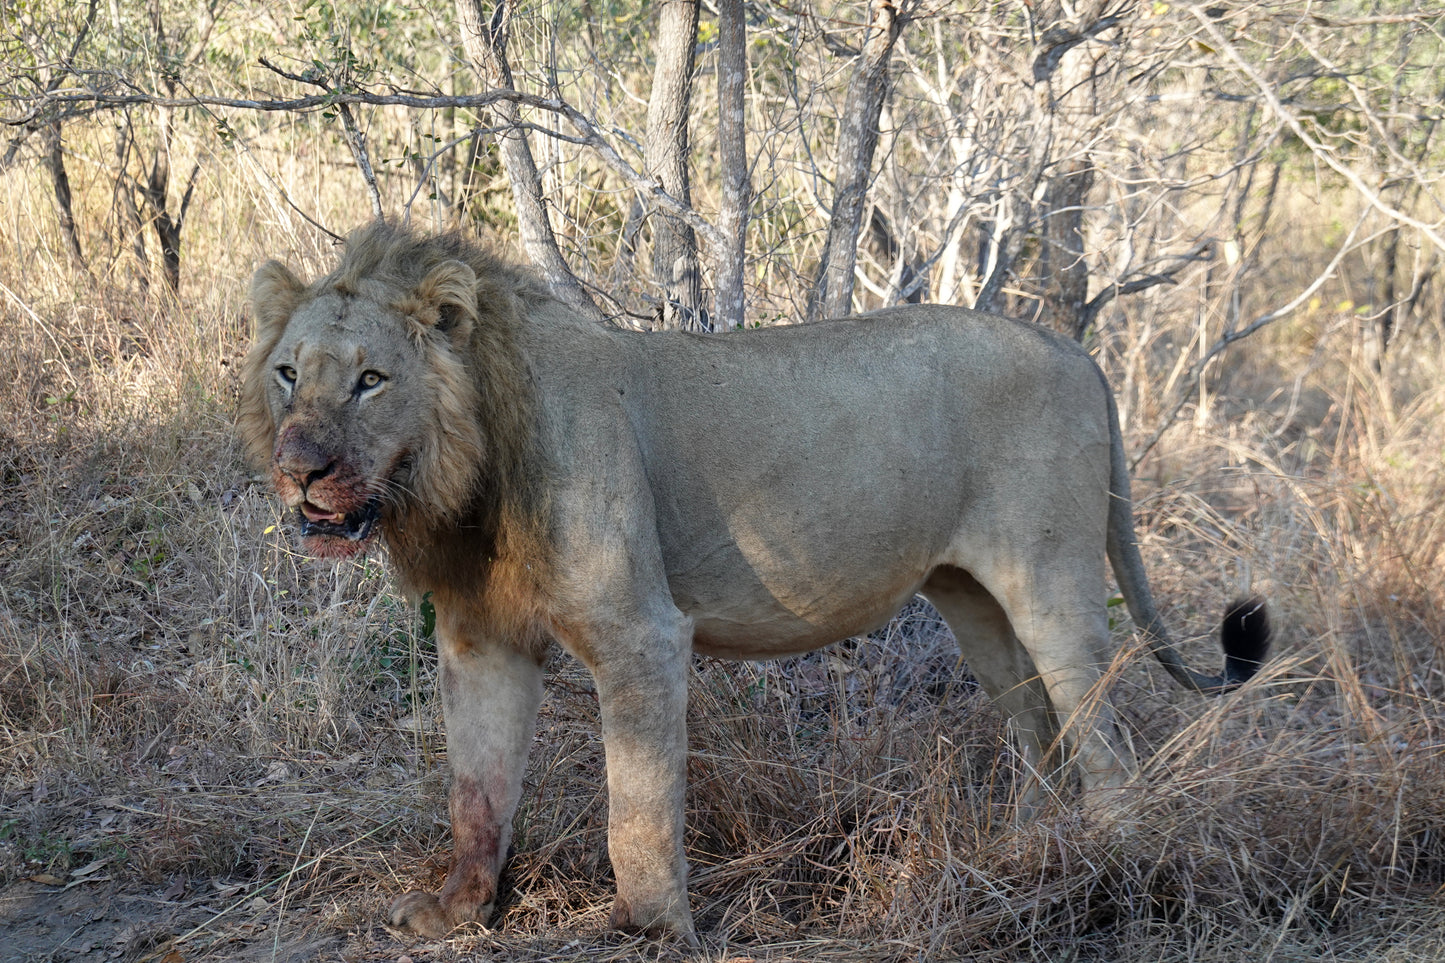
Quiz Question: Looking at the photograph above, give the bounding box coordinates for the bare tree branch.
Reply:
[1130,209,1374,469]
[1080,238,1215,329]
[3,55,748,295]
[257,57,383,220]
[335,102,384,221]
[548,97,726,253]
[454,0,602,322]
[1186,3,1445,253]
[0,85,588,125]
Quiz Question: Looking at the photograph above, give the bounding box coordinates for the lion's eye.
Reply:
[357,370,386,393]
[276,364,297,387]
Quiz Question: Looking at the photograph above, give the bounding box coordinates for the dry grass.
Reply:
[3,164,1445,963]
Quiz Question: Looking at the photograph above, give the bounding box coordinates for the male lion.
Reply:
[240,222,1269,943]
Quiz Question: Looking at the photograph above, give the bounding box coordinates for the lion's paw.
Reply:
[386,891,484,939]
[610,896,699,947]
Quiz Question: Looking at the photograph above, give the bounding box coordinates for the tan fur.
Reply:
[241,222,1267,943]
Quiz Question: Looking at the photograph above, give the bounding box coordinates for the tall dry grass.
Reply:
[2,148,1444,962]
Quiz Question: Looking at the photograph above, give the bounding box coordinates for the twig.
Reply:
[1081,238,1216,329]
[257,57,382,220]
[335,102,383,221]
[548,98,726,254]
[1,84,569,126]
[1129,208,1373,469]
[1186,3,1445,253]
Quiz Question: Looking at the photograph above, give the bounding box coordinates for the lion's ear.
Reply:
[240,260,306,475]
[250,260,306,339]
[414,259,477,345]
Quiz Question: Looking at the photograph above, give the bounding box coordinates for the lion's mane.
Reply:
[238,222,553,601]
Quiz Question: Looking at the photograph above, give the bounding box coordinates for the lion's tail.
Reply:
[1102,388,1271,693]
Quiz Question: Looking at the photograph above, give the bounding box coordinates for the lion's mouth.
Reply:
[297,498,381,542]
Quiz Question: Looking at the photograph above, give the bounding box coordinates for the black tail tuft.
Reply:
[1221,596,1271,687]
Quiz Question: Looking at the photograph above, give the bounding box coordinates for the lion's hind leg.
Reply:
[922,566,1061,816]
[960,551,1137,818]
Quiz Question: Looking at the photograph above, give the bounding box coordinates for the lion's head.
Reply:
[238,223,537,560]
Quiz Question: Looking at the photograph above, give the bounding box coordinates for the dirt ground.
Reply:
[0,879,818,963]
[0,879,352,963]
[4,870,983,963]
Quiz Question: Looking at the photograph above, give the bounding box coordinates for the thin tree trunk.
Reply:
[1039,159,1094,339]
[453,0,602,323]
[714,0,749,331]
[644,0,702,330]
[1031,0,1126,339]
[142,92,185,297]
[115,120,149,295]
[808,0,903,322]
[44,123,86,271]
[973,191,1021,315]
[36,0,99,272]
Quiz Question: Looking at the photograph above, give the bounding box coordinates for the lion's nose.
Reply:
[278,461,335,491]
[274,435,337,490]
[300,460,336,489]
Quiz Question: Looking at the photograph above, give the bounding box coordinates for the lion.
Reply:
[240,221,1270,944]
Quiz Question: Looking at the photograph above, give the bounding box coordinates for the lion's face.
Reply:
[240,253,486,560]
[260,292,427,557]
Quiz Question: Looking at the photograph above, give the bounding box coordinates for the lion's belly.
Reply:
[682,581,925,659]
[665,534,935,659]
[648,407,970,660]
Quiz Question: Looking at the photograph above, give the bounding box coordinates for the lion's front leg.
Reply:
[388,625,544,938]
[592,633,696,945]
